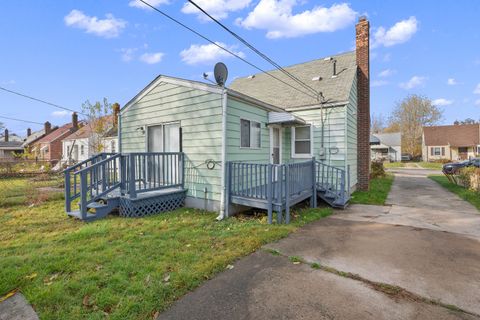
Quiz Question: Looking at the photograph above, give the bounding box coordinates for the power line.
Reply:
[0,86,87,116]
[137,0,318,100]
[187,0,320,98]
[0,115,43,125]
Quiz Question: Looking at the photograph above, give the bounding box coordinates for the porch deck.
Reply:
[226,160,350,224]
[64,152,186,221]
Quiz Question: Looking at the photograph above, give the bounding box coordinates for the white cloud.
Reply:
[237,1,357,39]
[180,42,245,65]
[139,52,164,64]
[399,75,427,89]
[372,16,418,48]
[119,48,138,62]
[372,80,388,87]
[447,78,457,85]
[64,10,126,38]
[475,99,480,106]
[129,0,169,10]
[378,69,395,78]
[182,0,252,20]
[432,98,453,106]
[474,83,480,94]
[52,110,70,117]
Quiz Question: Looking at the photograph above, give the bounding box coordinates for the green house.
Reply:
[119,46,367,216]
[64,17,370,222]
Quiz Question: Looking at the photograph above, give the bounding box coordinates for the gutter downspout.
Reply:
[217,87,228,220]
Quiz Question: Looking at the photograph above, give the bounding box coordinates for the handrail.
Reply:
[63,152,114,173]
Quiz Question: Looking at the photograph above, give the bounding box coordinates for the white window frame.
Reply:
[291,125,313,159]
[239,118,261,149]
[145,121,181,152]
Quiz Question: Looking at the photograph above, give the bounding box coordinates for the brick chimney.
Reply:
[112,103,120,127]
[72,112,78,129]
[356,16,370,191]
[27,128,31,137]
[44,121,52,135]
[4,129,8,142]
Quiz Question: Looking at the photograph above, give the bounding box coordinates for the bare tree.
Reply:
[454,118,478,125]
[371,113,386,134]
[81,98,115,153]
[388,94,443,156]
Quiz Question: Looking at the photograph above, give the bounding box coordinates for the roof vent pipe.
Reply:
[332,59,337,77]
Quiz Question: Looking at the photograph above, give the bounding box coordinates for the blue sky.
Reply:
[1,0,479,136]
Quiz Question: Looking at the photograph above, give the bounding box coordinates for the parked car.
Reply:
[442,158,480,174]
[401,153,413,161]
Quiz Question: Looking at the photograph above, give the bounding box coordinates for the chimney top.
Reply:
[27,128,32,137]
[359,15,367,22]
[4,129,9,142]
[112,103,120,127]
[44,121,52,135]
[72,112,78,129]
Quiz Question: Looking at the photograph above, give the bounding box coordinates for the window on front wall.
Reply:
[292,125,312,157]
[458,147,468,153]
[431,147,441,156]
[80,145,84,155]
[111,140,116,153]
[240,119,261,148]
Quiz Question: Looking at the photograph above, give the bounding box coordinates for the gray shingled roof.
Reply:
[372,132,401,147]
[229,51,357,110]
[0,140,23,149]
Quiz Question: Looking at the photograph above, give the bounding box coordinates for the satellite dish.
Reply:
[214,62,228,86]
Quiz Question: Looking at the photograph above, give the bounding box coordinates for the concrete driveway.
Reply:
[159,168,480,320]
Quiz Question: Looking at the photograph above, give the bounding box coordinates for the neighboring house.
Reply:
[62,111,119,164]
[0,129,23,159]
[422,124,480,161]
[23,123,58,154]
[33,113,80,164]
[370,132,401,162]
[118,17,370,213]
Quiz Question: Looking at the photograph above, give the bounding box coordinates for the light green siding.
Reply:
[288,106,348,169]
[226,97,270,163]
[120,81,224,201]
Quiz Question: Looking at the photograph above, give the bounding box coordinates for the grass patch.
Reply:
[383,162,405,169]
[428,175,480,211]
[418,162,443,170]
[350,174,394,205]
[0,181,332,320]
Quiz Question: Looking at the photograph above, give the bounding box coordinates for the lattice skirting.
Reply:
[119,190,186,218]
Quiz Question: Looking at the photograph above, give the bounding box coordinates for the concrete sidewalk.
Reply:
[159,250,476,320]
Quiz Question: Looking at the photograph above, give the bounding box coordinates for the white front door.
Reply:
[270,127,282,164]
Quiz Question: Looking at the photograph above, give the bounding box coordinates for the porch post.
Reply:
[129,154,137,199]
[311,157,317,208]
[267,164,273,224]
[65,169,71,212]
[285,164,290,224]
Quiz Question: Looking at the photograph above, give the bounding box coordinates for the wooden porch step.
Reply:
[67,210,100,222]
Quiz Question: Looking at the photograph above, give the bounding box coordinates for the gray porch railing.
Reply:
[315,161,350,204]
[226,160,318,224]
[64,152,185,218]
[64,152,116,212]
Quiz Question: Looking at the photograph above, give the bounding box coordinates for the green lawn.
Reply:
[350,174,394,205]
[0,178,332,320]
[428,175,480,211]
[383,162,405,169]
[418,162,444,170]
[0,176,64,208]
